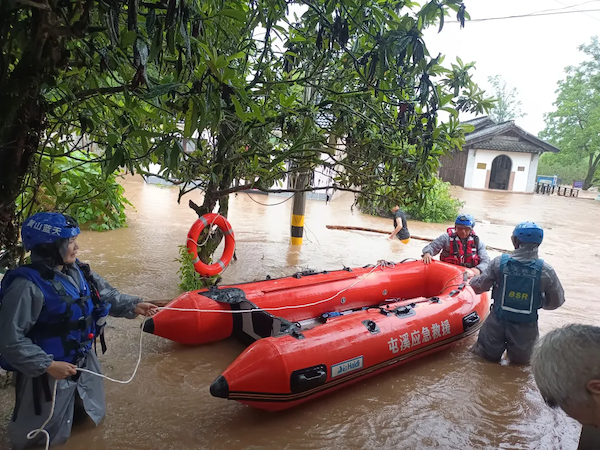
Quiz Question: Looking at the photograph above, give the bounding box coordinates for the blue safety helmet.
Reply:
[455,214,475,228]
[512,221,543,245]
[21,212,80,251]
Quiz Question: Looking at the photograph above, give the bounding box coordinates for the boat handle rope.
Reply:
[158,260,398,314]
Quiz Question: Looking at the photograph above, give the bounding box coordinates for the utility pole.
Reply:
[290,85,313,246]
[290,169,309,246]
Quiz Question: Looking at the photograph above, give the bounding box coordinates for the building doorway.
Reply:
[489,155,512,190]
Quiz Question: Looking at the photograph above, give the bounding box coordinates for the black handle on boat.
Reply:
[300,371,326,382]
[290,364,328,393]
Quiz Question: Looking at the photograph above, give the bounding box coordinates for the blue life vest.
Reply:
[76,260,111,354]
[0,262,110,371]
[492,254,544,323]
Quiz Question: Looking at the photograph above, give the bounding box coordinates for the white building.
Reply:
[438,117,560,193]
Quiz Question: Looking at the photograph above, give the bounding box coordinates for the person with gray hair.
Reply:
[468,221,565,365]
[531,324,600,449]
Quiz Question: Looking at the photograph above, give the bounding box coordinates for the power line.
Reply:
[244,192,294,206]
[537,0,600,14]
[551,0,600,23]
[449,8,600,23]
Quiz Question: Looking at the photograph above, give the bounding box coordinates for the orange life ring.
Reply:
[187,213,235,276]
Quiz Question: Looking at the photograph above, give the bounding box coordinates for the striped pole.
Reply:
[290,171,308,246]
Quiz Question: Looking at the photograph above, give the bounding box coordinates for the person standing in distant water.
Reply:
[389,205,410,244]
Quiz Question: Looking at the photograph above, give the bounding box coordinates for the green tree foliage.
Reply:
[537,152,588,186]
[357,177,463,223]
[0,0,493,266]
[487,75,526,123]
[16,150,132,231]
[540,37,600,190]
[175,245,218,290]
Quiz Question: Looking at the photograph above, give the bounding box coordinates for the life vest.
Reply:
[0,261,110,371]
[77,260,111,354]
[440,228,481,268]
[492,254,544,323]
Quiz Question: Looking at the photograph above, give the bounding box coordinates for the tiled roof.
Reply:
[475,139,547,154]
[465,121,514,143]
[463,116,495,130]
[463,117,559,154]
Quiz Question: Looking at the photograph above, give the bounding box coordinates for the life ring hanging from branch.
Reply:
[187,213,236,276]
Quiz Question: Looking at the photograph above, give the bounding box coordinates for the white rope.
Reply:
[26,380,58,449]
[28,315,148,450]
[159,260,396,314]
[25,259,398,449]
[188,213,223,249]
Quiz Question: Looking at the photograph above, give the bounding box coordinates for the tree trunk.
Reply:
[191,89,237,267]
[583,152,600,190]
[0,7,67,264]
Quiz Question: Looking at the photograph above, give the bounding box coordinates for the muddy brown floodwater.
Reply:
[1,176,598,450]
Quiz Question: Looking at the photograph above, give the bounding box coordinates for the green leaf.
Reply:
[128,130,165,138]
[441,106,459,118]
[146,9,156,36]
[142,82,183,99]
[105,146,123,175]
[167,28,175,55]
[217,9,247,22]
[169,141,182,171]
[215,54,229,69]
[251,103,265,124]
[121,30,137,48]
[278,93,295,107]
[231,95,245,120]
[184,99,199,138]
[206,59,219,78]
[227,51,246,61]
[107,133,119,146]
[149,24,163,61]
[44,181,58,197]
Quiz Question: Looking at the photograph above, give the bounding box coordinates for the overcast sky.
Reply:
[423,0,600,135]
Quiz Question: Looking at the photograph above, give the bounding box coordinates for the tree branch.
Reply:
[211,183,355,197]
[16,0,50,10]
[49,85,131,110]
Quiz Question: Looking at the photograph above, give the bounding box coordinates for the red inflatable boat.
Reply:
[144,260,489,411]
[143,260,481,345]
[209,266,489,411]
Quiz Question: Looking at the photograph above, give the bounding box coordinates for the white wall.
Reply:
[469,149,534,193]
[526,153,540,192]
[463,149,477,189]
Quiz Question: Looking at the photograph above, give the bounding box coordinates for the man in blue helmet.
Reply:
[469,221,565,365]
[421,214,490,277]
[0,212,158,449]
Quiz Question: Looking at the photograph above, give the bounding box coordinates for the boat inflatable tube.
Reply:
[187,213,235,277]
[210,286,489,411]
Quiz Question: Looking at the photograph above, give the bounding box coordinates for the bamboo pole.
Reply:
[325,225,510,253]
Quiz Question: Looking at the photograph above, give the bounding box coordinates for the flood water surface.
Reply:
[1,177,597,449]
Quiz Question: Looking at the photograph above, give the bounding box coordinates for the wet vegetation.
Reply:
[539,37,600,190]
[0,0,493,268]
